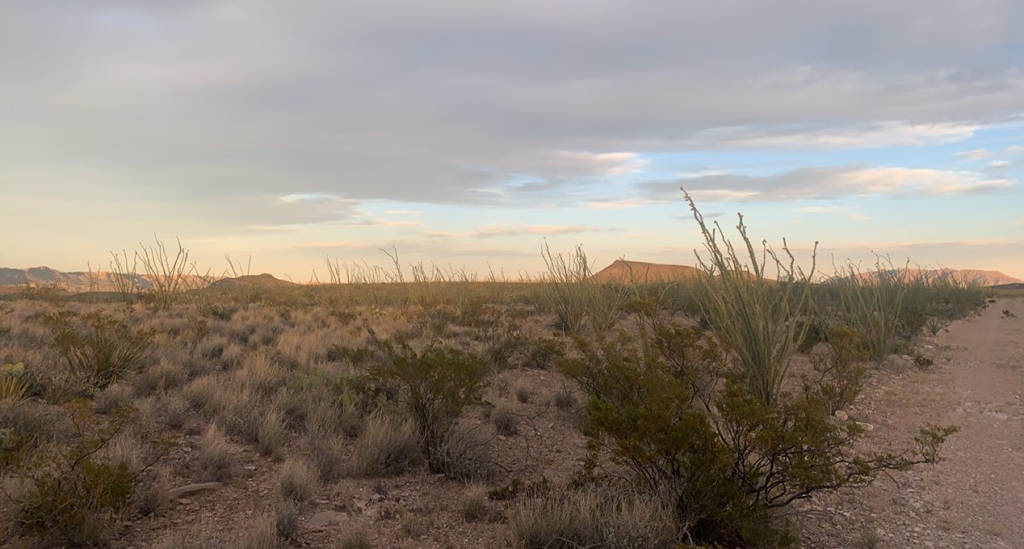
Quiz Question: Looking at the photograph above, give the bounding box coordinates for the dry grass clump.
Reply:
[235,352,288,397]
[552,386,576,410]
[134,465,172,516]
[347,410,420,477]
[461,483,492,522]
[182,375,229,418]
[256,408,288,459]
[196,425,235,482]
[304,433,347,483]
[95,382,135,413]
[336,531,375,549]
[429,424,495,482]
[491,405,519,436]
[234,512,279,549]
[513,381,532,403]
[511,489,677,549]
[133,357,187,396]
[278,457,319,503]
[274,499,300,543]
[217,389,265,443]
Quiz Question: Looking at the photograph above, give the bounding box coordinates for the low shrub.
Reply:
[368,332,489,476]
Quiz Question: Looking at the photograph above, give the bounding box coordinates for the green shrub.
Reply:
[368,332,489,476]
[563,326,955,548]
[802,325,870,415]
[13,401,139,547]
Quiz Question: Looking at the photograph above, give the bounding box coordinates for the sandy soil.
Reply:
[799,297,1024,548]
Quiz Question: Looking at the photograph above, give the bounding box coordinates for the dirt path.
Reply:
[800,297,1024,548]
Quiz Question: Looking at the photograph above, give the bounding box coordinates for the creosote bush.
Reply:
[564,327,956,547]
[368,331,490,477]
[12,401,141,547]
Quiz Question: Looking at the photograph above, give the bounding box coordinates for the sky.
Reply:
[2,1,1023,282]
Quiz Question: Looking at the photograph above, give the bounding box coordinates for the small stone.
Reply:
[306,511,347,529]
[856,421,875,431]
[834,410,849,421]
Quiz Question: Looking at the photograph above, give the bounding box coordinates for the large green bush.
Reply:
[563,327,955,547]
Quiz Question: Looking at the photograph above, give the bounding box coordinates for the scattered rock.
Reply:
[834,410,849,421]
[166,482,223,500]
[306,510,347,529]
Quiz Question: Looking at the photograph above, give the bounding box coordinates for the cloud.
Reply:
[537,151,648,177]
[4,0,1024,211]
[954,148,991,161]
[656,165,1014,202]
[706,121,981,149]
[424,224,598,238]
[847,212,872,221]
[585,198,653,210]
[795,205,847,213]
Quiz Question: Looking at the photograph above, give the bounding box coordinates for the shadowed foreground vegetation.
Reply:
[0,206,995,548]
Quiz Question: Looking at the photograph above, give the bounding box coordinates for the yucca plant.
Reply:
[1,362,31,403]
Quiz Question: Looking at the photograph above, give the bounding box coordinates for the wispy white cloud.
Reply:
[847,212,872,221]
[658,165,1014,202]
[542,151,648,177]
[584,198,652,210]
[954,148,991,161]
[795,205,847,213]
[708,121,980,149]
[424,224,598,238]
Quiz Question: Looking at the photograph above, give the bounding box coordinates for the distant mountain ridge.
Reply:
[590,261,1022,287]
[0,266,209,293]
[842,268,1022,288]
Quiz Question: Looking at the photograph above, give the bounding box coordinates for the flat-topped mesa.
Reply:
[590,259,702,284]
